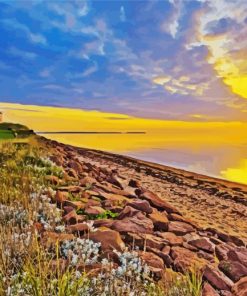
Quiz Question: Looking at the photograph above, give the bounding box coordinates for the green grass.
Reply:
[0,130,15,140]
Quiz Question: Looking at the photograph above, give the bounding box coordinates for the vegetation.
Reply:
[0,137,203,295]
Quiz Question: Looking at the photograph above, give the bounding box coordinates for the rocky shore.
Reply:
[38,136,247,296]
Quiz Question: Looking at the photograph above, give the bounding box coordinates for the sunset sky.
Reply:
[0,0,247,121]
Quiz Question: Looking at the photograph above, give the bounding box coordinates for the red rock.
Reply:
[67,223,89,234]
[92,219,114,228]
[171,246,205,273]
[227,249,247,268]
[54,190,67,205]
[85,206,105,215]
[87,228,125,252]
[202,283,220,296]
[107,175,128,189]
[117,206,140,219]
[156,232,184,246]
[62,210,86,224]
[146,247,173,268]
[50,155,64,166]
[139,251,165,274]
[128,179,141,188]
[216,232,245,247]
[140,190,180,214]
[168,213,198,228]
[203,265,233,291]
[58,186,82,193]
[219,260,247,282]
[68,160,83,174]
[149,209,169,231]
[42,231,74,247]
[67,168,78,179]
[63,206,74,214]
[188,238,214,253]
[232,276,247,296]
[64,200,85,210]
[85,199,101,207]
[142,234,168,250]
[98,192,130,204]
[215,244,234,261]
[79,176,97,187]
[168,221,195,235]
[126,199,153,214]
[112,212,154,234]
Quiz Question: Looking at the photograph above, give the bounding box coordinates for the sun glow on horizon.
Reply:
[1,102,247,185]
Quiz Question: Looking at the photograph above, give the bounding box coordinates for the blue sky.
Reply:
[0,0,247,120]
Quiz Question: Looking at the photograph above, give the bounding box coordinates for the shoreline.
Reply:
[40,135,247,242]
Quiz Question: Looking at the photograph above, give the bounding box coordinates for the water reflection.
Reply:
[1,102,247,185]
[46,132,247,185]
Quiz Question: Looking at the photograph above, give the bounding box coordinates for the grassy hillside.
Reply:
[0,122,33,140]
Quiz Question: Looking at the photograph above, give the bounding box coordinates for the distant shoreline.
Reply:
[36,131,146,134]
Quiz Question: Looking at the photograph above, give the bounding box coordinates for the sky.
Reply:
[0,0,247,121]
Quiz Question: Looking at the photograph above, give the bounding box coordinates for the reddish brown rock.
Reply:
[149,209,169,231]
[58,186,82,193]
[140,190,180,214]
[85,206,105,215]
[117,206,140,219]
[62,210,86,224]
[232,276,247,296]
[42,231,74,247]
[126,199,153,214]
[203,265,233,291]
[88,228,125,252]
[227,248,247,268]
[168,221,195,235]
[54,191,67,205]
[139,251,165,275]
[66,223,89,234]
[168,213,198,228]
[202,283,220,296]
[219,260,247,282]
[112,212,154,234]
[92,219,114,228]
[67,168,78,179]
[64,200,85,210]
[156,232,184,246]
[215,244,235,261]
[188,238,214,253]
[146,247,173,268]
[129,179,141,188]
[68,160,83,174]
[171,246,205,273]
[79,176,97,186]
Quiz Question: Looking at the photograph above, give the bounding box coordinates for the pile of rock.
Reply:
[41,139,247,296]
